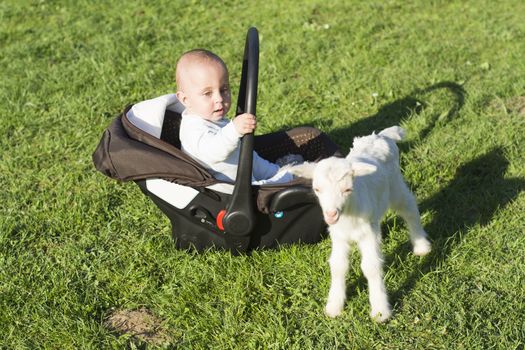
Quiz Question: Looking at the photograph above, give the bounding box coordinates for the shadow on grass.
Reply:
[326,81,466,152]
[390,147,525,303]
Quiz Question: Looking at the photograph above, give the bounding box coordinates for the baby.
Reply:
[176,49,299,184]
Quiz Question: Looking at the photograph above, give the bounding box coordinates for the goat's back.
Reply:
[347,126,404,165]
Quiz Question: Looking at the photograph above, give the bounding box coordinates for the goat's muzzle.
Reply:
[323,209,340,225]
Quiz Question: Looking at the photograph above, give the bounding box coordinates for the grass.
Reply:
[1,0,524,348]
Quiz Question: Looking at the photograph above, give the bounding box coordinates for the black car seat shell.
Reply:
[92,28,341,253]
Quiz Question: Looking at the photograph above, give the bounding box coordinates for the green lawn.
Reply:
[1,0,524,348]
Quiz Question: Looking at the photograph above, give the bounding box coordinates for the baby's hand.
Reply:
[233,113,257,135]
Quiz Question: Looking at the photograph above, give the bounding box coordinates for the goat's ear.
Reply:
[351,162,377,176]
[287,162,316,179]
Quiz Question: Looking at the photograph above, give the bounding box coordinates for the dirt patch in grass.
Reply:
[105,307,171,346]
[486,95,525,116]
[505,96,525,115]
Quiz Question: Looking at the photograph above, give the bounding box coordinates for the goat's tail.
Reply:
[379,126,405,142]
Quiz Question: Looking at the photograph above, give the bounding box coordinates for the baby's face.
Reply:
[178,60,231,121]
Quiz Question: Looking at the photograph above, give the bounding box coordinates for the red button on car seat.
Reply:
[216,209,226,231]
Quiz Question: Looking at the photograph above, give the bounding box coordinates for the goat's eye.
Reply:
[342,188,352,194]
[313,187,320,193]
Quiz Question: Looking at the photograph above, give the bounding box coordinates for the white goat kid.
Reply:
[289,126,431,322]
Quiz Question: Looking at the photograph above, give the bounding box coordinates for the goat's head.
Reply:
[289,157,376,225]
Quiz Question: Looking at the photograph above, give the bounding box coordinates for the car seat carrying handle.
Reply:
[222,27,259,254]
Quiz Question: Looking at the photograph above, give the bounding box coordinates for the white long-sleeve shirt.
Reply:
[179,110,281,183]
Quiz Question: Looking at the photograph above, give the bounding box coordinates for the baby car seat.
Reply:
[92,28,341,254]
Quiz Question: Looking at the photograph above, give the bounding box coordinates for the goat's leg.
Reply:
[325,231,351,318]
[358,227,392,322]
[393,182,431,256]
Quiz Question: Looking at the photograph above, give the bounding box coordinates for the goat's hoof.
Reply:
[370,307,392,323]
[413,238,431,256]
[325,302,343,318]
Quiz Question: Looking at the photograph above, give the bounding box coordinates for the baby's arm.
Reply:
[180,113,258,165]
[235,113,282,180]
[200,113,256,160]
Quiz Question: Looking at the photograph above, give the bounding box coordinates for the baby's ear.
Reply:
[350,162,377,176]
[287,162,317,179]
[176,91,188,107]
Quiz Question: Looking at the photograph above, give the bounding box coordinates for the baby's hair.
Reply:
[179,49,225,65]
[176,49,227,90]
